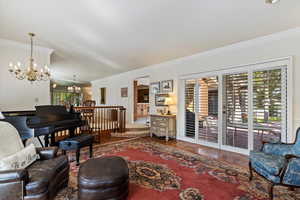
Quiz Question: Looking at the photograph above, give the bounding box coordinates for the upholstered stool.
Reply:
[59,134,94,165]
[78,156,129,200]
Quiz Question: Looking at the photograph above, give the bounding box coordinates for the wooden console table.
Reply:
[150,114,176,141]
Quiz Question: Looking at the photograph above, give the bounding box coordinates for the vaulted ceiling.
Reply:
[0,0,299,82]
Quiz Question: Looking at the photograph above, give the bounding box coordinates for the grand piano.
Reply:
[2,105,85,147]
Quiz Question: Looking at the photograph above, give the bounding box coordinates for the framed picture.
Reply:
[161,80,173,93]
[150,82,160,94]
[155,94,168,106]
[121,87,128,97]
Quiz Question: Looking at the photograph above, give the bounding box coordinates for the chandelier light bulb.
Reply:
[266,0,280,4]
[67,75,81,93]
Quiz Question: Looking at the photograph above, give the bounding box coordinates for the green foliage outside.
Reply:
[253,69,282,123]
[52,91,82,106]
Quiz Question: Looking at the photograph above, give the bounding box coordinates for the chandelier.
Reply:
[67,75,81,93]
[8,33,50,82]
[265,0,280,4]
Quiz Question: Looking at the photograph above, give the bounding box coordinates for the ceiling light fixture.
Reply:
[8,33,51,82]
[266,0,280,4]
[67,75,81,93]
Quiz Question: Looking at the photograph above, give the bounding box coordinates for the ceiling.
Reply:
[0,0,299,82]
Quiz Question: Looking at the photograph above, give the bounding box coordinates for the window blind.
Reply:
[223,72,249,149]
[198,77,218,143]
[224,73,248,124]
[185,80,196,138]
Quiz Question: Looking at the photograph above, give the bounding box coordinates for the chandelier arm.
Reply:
[31,35,33,59]
[29,33,35,60]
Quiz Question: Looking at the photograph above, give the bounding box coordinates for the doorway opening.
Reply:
[133,77,150,125]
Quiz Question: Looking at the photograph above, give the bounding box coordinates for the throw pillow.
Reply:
[0,143,38,170]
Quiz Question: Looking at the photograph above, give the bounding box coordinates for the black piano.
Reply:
[2,105,84,147]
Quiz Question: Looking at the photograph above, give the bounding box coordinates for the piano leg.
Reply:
[22,139,27,147]
[44,135,49,147]
[50,133,56,146]
[69,128,76,137]
[76,149,80,166]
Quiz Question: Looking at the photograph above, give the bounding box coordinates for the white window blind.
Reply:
[185,80,196,138]
[198,77,218,143]
[223,72,249,149]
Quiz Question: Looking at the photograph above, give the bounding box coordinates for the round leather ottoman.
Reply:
[78,156,129,200]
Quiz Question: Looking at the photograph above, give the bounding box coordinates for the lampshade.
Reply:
[0,112,5,119]
[164,97,174,105]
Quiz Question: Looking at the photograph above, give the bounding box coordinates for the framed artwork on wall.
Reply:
[161,80,173,93]
[100,87,106,104]
[155,94,168,106]
[150,82,160,94]
[121,87,128,97]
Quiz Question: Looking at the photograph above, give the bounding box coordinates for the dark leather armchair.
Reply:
[0,147,69,200]
[0,122,69,200]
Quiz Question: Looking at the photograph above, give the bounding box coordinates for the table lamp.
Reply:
[164,97,174,115]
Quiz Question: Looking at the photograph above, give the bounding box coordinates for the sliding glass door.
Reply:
[252,68,287,150]
[223,72,249,149]
[182,59,289,154]
[185,80,196,139]
[184,77,219,145]
[197,77,219,144]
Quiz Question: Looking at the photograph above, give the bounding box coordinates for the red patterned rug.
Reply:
[55,138,299,200]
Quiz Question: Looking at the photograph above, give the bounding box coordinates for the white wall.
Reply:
[92,27,300,141]
[0,39,52,111]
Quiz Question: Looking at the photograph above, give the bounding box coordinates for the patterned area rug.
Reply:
[55,139,299,200]
[111,131,150,138]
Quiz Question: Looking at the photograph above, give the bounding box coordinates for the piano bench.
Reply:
[59,134,94,166]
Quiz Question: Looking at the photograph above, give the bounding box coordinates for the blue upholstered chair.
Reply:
[249,128,300,199]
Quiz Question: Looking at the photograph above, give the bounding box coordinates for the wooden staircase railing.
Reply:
[75,106,126,132]
[56,106,126,142]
